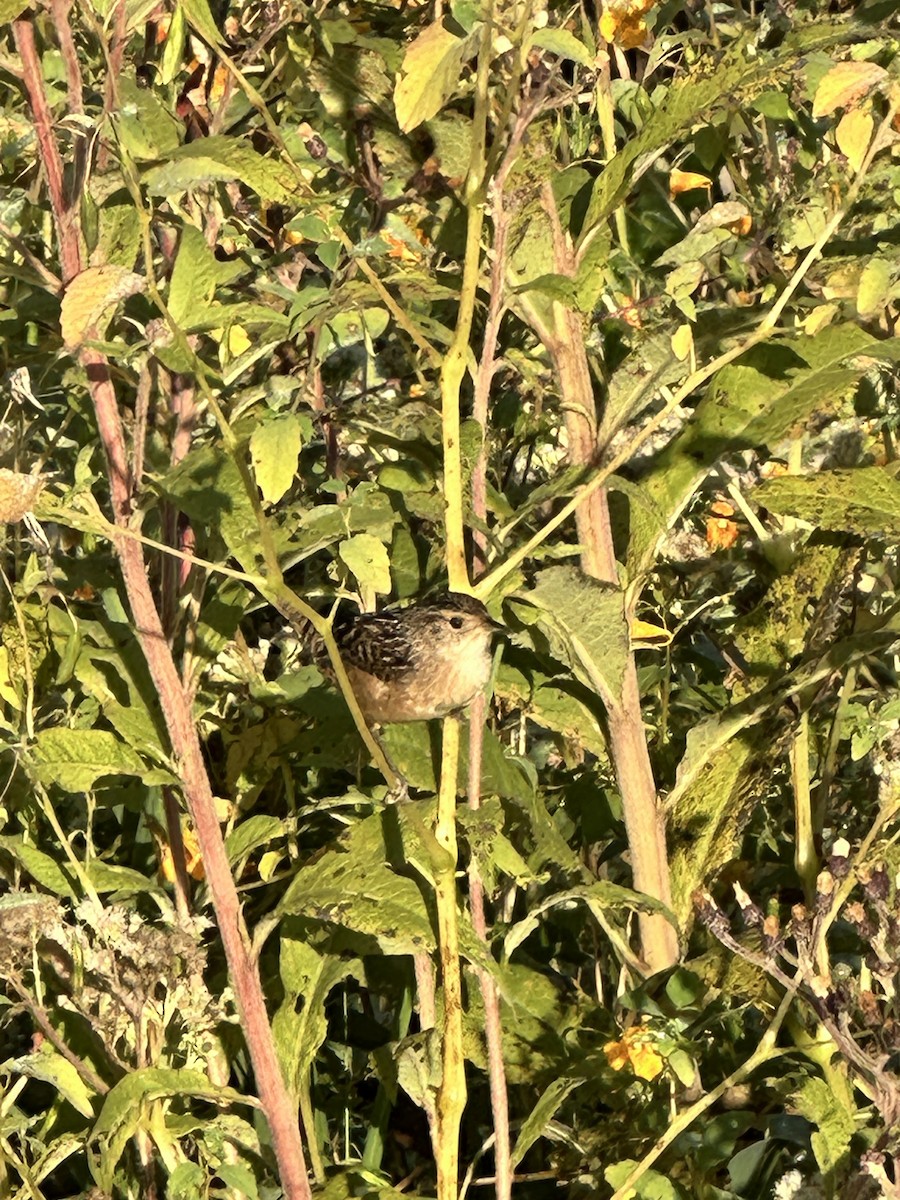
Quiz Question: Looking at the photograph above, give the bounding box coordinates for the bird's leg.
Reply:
[369,723,410,803]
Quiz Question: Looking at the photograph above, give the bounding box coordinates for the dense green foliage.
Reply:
[1,0,900,1197]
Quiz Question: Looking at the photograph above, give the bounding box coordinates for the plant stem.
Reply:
[466,694,512,1200]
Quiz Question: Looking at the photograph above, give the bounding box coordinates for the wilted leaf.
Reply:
[812,60,887,117]
[61,266,145,348]
[0,470,44,522]
[669,168,711,196]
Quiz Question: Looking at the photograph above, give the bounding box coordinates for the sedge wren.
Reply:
[310,593,503,724]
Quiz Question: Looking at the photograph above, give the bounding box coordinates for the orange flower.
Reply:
[706,500,739,550]
[159,822,205,883]
[669,169,712,198]
[604,1025,664,1081]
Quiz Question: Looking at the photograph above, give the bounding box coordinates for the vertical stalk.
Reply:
[434,717,466,1200]
[13,18,312,1197]
[792,712,816,906]
[466,696,512,1200]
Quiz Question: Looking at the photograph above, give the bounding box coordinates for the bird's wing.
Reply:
[333,612,414,682]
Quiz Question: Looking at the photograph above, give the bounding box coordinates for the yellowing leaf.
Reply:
[630,619,672,648]
[250,414,302,505]
[60,265,145,349]
[669,168,712,197]
[812,61,887,118]
[836,105,874,174]
[857,257,892,318]
[671,323,693,362]
[339,533,392,596]
[394,21,479,132]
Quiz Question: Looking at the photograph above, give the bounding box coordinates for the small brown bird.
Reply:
[310,593,503,724]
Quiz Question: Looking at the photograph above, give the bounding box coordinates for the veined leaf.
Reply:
[394,20,480,131]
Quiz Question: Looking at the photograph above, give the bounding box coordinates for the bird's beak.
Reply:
[488,616,506,634]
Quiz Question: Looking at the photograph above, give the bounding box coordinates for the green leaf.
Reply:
[85,861,161,897]
[113,76,181,161]
[530,27,593,65]
[91,1068,248,1193]
[754,466,900,537]
[0,838,74,897]
[629,323,877,577]
[273,936,359,1096]
[144,137,295,203]
[792,1076,854,1178]
[160,444,260,571]
[512,1077,583,1168]
[29,728,146,792]
[381,722,534,800]
[168,225,243,329]
[580,24,855,237]
[168,1162,206,1200]
[159,1,188,85]
[394,20,480,131]
[505,881,672,957]
[605,1161,685,1200]
[338,533,392,596]
[250,413,302,505]
[10,1045,96,1117]
[278,815,435,955]
[527,567,630,707]
[226,815,284,864]
[669,735,759,929]
[180,0,226,47]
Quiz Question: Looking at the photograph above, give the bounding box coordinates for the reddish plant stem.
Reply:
[13,22,78,283]
[15,18,311,1197]
[97,0,127,172]
[534,182,678,973]
[51,0,83,115]
[466,697,512,1200]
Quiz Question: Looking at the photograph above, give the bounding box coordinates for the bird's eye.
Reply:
[449,615,465,630]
